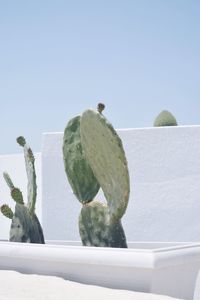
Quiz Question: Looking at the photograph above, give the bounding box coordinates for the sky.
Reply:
[0,0,200,154]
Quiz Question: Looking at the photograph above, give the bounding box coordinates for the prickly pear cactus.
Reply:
[79,202,127,248]
[63,105,130,248]
[1,137,45,244]
[154,110,178,127]
[63,116,100,203]
[80,109,130,222]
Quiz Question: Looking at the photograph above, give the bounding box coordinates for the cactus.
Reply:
[1,137,45,244]
[63,116,100,203]
[154,110,178,127]
[63,104,130,248]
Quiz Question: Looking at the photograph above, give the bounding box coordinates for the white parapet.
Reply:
[42,126,200,242]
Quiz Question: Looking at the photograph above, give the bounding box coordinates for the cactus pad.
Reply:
[154,110,178,127]
[9,204,45,243]
[79,201,127,248]
[63,115,100,203]
[80,109,130,221]
[3,172,14,189]
[11,188,24,205]
[18,137,37,214]
[1,205,14,219]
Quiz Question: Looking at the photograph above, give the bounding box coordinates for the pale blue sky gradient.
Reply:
[0,0,200,154]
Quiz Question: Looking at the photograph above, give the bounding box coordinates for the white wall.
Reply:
[0,153,41,240]
[42,126,200,242]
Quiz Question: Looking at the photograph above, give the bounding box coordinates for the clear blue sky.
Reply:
[0,0,200,154]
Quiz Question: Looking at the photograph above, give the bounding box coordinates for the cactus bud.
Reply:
[16,136,26,147]
[97,103,105,114]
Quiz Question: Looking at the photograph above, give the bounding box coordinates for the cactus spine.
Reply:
[1,137,45,244]
[63,104,130,248]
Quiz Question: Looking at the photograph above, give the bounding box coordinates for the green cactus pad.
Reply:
[1,204,14,219]
[79,201,127,248]
[9,204,45,243]
[3,173,24,205]
[3,172,14,189]
[80,109,130,221]
[63,116,100,203]
[19,139,37,214]
[11,188,24,205]
[154,110,178,127]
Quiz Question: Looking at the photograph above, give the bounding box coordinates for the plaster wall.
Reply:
[41,126,200,242]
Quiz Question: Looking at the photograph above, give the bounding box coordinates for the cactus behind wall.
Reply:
[154,110,178,127]
[1,137,45,244]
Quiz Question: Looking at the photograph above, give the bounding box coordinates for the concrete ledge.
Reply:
[0,241,199,300]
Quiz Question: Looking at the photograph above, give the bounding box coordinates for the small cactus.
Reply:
[154,110,178,127]
[1,137,44,244]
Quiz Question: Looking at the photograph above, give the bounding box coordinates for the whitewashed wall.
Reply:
[42,126,200,242]
[0,153,41,240]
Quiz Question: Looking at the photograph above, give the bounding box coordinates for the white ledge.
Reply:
[0,241,199,269]
[0,242,199,300]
